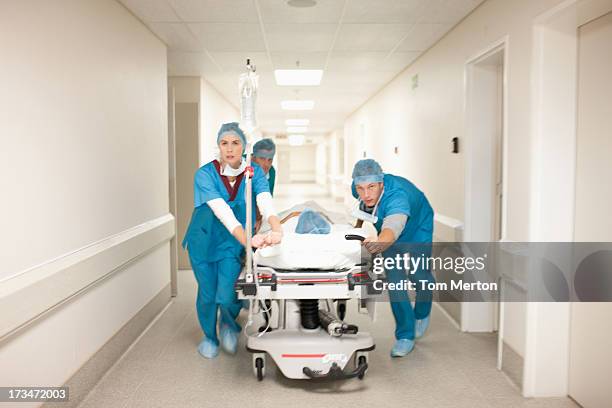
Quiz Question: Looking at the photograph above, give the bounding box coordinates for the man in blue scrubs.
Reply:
[252,138,276,195]
[351,159,435,357]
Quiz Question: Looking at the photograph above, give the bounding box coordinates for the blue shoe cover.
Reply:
[197,338,219,359]
[415,316,430,339]
[390,339,415,357]
[220,325,238,354]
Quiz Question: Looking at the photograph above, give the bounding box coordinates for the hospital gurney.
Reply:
[236,204,381,381]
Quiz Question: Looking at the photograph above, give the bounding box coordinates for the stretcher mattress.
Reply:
[256,202,369,270]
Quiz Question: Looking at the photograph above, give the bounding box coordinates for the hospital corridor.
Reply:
[1,0,612,407]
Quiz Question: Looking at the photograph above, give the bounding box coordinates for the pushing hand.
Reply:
[251,234,267,248]
[265,231,283,245]
[363,236,385,254]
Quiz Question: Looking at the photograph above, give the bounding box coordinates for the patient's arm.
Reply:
[280,211,302,224]
[255,207,263,233]
[281,210,334,225]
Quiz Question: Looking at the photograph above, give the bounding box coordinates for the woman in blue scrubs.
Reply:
[351,159,435,357]
[182,122,282,359]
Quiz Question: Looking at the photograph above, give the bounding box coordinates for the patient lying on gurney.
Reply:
[255,205,368,270]
[285,207,332,234]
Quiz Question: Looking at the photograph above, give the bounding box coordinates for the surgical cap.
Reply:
[253,138,276,159]
[217,122,246,152]
[352,159,384,185]
[295,208,331,235]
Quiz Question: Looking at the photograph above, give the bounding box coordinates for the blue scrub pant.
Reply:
[190,255,242,346]
[387,231,434,340]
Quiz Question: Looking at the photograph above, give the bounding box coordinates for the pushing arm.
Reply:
[255,192,282,246]
[363,214,408,254]
[206,198,252,246]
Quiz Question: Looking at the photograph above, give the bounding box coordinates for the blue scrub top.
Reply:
[267,166,276,196]
[194,161,269,207]
[185,161,270,261]
[352,173,433,243]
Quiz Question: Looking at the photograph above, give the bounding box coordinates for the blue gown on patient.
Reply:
[295,208,331,234]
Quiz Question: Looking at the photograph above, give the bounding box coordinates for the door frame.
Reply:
[525,0,612,397]
[461,37,509,340]
[168,85,178,297]
[464,36,509,243]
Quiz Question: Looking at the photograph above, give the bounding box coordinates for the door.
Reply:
[276,146,291,184]
[175,103,199,269]
[569,12,612,408]
[465,47,505,242]
[461,45,506,335]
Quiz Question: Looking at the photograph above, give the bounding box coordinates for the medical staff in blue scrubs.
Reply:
[351,159,435,357]
[252,138,276,196]
[182,122,282,359]
[252,138,277,234]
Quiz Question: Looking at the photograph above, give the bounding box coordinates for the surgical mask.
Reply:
[351,189,384,224]
[221,159,247,177]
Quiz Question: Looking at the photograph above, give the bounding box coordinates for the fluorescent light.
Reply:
[274,69,323,86]
[281,100,314,110]
[287,126,307,133]
[285,119,310,126]
[288,134,305,146]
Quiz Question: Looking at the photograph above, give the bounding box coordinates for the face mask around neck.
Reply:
[220,159,246,177]
[350,188,384,224]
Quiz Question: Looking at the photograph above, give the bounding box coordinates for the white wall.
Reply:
[344,0,565,240]
[1,0,169,279]
[315,141,328,186]
[199,78,239,164]
[289,145,317,182]
[170,76,200,104]
[169,76,239,167]
[0,0,170,393]
[343,0,569,358]
[326,129,346,199]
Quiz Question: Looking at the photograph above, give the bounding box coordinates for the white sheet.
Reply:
[255,221,369,270]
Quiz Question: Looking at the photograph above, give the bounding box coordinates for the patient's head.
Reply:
[295,208,331,234]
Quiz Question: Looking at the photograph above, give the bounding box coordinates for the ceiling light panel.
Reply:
[281,100,315,110]
[285,119,310,126]
[274,69,323,86]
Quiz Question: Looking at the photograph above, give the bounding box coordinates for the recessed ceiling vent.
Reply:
[287,0,317,8]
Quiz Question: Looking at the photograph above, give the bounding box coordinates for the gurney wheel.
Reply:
[337,300,347,321]
[356,355,368,380]
[254,356,265,381]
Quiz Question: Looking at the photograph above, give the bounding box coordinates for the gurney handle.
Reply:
[344,234,365,242]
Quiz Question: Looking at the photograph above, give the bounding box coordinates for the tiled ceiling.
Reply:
[120,0,484,136]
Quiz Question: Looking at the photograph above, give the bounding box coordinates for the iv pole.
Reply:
[240,59,258,284]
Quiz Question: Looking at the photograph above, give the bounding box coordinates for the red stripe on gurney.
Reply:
[277,278,347,283]
[282,354,326,358]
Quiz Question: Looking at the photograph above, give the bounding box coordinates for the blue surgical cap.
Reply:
[217,122,246,153]
[253,138,276,159]
[352,159,384,185]
[295,208,331,234]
